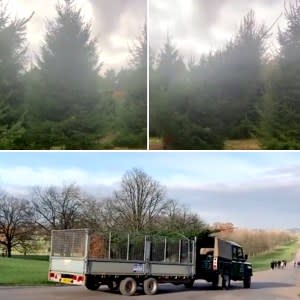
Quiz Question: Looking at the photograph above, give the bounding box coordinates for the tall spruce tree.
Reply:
[30,0,102,149]
[262,1,300,149]
[116,25,147,148]
[0,1,31,149]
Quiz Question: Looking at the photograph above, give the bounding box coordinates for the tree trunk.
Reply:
[7,243,12,257]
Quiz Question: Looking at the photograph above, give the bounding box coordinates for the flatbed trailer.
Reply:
[49,229,196,295]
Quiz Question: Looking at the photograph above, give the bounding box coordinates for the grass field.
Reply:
[0,255,50,285]
[249,240,299,271]
[149,137,164,150]
[149,137,262,150]
[224,138,262,150]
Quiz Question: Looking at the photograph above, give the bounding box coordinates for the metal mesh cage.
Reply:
[51,229,87,258]
[151,236,165,262]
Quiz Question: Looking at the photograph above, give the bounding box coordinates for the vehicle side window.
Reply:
[237,247,244,259]
[232,246,237,259]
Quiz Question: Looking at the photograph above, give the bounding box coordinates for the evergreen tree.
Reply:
[0,1,31,149]
[262,0,300,149]
[28,0,102,149]
[115,25,147,149]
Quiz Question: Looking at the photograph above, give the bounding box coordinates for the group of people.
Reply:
[270,260,287,270]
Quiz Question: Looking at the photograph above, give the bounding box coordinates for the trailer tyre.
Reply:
[143,278,158,295]
[243,276,251,288]
[120,277,137,296]
[85,276,101,291]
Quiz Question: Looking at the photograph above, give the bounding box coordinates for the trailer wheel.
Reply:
[184,280,194,289]
[85,276,101,291]
[243,276,251,288]
[120,277,137,296]
[143,278,158,295]
[108,281,119,291]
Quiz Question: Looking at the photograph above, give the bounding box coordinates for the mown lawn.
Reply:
[0,255,50,285]
[250,240,299,271]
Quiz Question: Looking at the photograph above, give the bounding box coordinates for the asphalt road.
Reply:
[1,260,300,300]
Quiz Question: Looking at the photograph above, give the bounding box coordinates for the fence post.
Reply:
[164,237,167,262]
[108,232,111,260]
[179,240,182,263]
[127,233,130,260]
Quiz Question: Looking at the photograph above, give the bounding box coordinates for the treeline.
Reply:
[0,0,146,149]
[0,168,207,257]
[150,0,300,150]
[213,223,295,257]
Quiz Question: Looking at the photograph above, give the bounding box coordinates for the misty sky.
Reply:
[1,152,300,230]
[6,0,146,72]
[150,0,288,61]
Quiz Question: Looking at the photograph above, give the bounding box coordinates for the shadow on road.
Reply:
[96,281,294,297]
[250,282,294,290]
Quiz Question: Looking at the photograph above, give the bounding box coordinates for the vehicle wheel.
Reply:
[184,279,194,289]
[120,277,137,296]
[85,276,101,291]
[222,274,231,290]
[143,277,158,295]
[108,281,119,291]
[243,276,251,288]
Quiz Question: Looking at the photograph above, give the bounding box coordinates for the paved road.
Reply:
[1,260,300,300]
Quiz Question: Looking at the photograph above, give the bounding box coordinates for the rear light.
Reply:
[77,276,84,282]
[213,257,218,271]
[49,272,55,278]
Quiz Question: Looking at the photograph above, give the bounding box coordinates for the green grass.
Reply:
[0,255,50,285]
[224,138,262,150]
[250,240,299,271]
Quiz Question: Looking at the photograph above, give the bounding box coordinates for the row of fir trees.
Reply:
[150,1,300,150]
[0,0,146,149]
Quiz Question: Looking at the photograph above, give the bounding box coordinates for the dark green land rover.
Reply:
[195,236,253,289]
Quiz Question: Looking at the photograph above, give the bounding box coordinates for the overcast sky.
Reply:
[150,0,288,62]
[6,0,146,72]
[1,152,300,230]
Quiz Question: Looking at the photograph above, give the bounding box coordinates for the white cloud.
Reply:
[0,166,120,188]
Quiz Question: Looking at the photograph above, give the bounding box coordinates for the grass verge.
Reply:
[250,240,299,271]
[0,255,50,285]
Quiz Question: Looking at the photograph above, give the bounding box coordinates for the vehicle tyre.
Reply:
[184,279,194,289]
[85,276,101,291]
[143,277,158,295]
[222,274,231,290]
[243,276,251,288]
[108,281,119,291]
[120,277,137,296]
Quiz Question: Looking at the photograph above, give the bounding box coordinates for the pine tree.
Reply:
[0,1,31,148]
[30,0,102,149]
[262,1,300,149]
[116,25,147,148]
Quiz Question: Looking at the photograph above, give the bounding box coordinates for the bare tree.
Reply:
[108,168,168,232]
[32,183,83,232]
[0,192,34,257]
[79,195,106,231]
